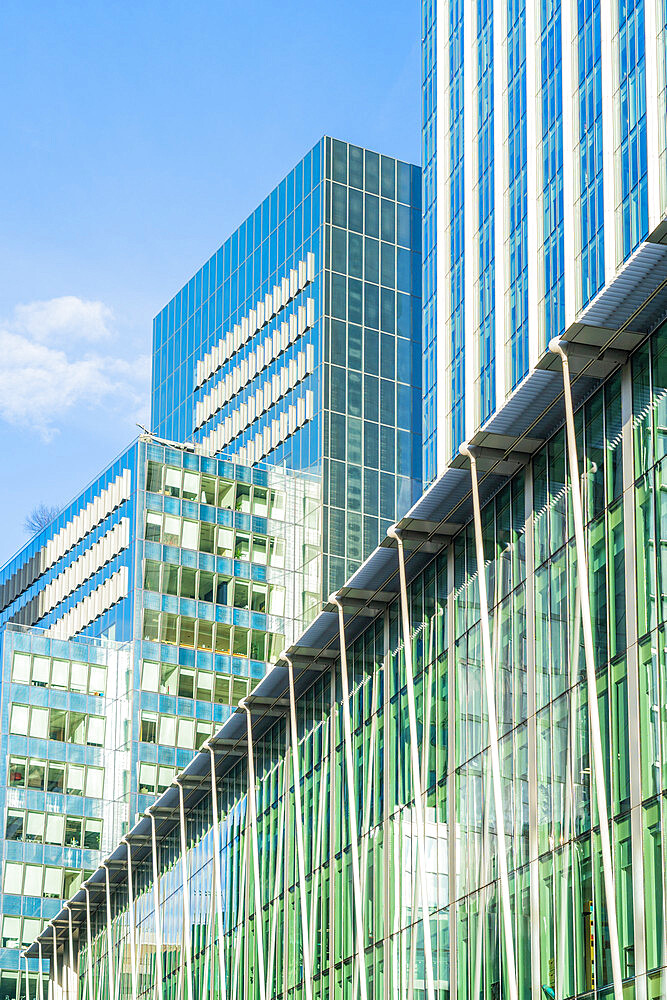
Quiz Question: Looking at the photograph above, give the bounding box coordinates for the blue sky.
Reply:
[0,1,420,566]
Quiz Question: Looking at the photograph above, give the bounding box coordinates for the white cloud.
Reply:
[0,296,150,441]
[13,295,114,342]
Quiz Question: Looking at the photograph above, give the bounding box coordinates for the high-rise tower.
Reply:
[422,0,667,482]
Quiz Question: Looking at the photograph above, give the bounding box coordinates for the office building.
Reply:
[0,436,308,985]
[150,136,423,602]
[32,258,667,999]
[0,626,130,1000]
[421,0,667,482]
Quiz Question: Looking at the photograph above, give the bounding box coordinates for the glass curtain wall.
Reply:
[74,318,667,1000]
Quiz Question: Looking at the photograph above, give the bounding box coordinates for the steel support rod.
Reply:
[265,747,288,998]
[549,338,623,1000]
[309,720,330,956]
[66,907,75,1000]
[206,744,228,1000]
[282,658,314,1000]
[121,838,139,1000]
[102,864,116,1000]
[83,887,94,1000]
[239,700,268,1000]
[51,926,58,1000]
[148,811,165,1000]
[175,781,195,1000]
[458,445,518,1000]
[37,942,44,1000]
[385,528,436,1000]
[332,595,369,1000]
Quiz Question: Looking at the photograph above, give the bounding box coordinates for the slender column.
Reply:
[282,660,314,1000]
[66,907,75,1000]
[121,839,139,1000]
[457,446,518,1000]
[175,781,195,1000]
[51,926,58,1000]
[23,952,30,1000]
[447,544,458,999]
[148,810,165,1000]
[266,741,288,998]
[230,818,248,999]
[408,648,434,1000]
[37,941,44,1000]
[548,340,623,1000]
[309,719,330,955]
[238,701,268,1000]
[622,359,648,1000]
[332,596,369,1000]
[83,887,94,1000]
[354,667,380,1000]
[102,864,115,1000]
[206,744,228,1000]
[384,531,437,1000]
[524,460,541,999]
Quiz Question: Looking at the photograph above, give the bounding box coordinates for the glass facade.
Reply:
[45,316,667,1000]
[0,439,309,987]
[0,626,130,996]
[150,137,423,600]
[447,0,466,462]
[506,0,529,390]
[422,0,438,484]
[616,0,648,260]
[422,0,667,483]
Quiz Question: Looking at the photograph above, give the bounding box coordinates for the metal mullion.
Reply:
[383,533,437,1000]
[447,543,458,1000]
[458,447,518,1000]
[622,358,648,1000]
[206,744,229,1000]
[549,341,623,1000]
[332,596,369,1000]
[283,663,313,1000]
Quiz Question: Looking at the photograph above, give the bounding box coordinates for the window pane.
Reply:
[5,811,24,841]
[8,758,25,787]
[28,760,45,789]
[45,815,64,845]
[11,653,31,684]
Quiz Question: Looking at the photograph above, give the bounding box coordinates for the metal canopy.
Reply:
[25,219,667,960]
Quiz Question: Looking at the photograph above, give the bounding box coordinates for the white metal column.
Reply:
[206,743,228,1000]
[102,864,115,1000]
[83,886,94,1000]
[239,701,267,1000]
[458,445,518,1000]
[37,942,44,1000]
[122,838,139,1000]
[332,595,369,1000]
[175,781,195,1000]
[147,810,165,1000]
[385,528,437,1000]
[66,907,75,1000]
[549,339,624,1000]
[283,657,314,1000]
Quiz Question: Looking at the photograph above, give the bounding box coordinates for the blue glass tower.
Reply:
[150,136,423,598]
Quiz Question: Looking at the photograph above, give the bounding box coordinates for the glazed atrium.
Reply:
[28,241,667,999]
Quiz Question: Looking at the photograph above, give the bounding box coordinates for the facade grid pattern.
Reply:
[506,0,529,390]
[476,0,496,423]
[422,0,438,486]
[448,0,466,461]
[577,0,605,308]
[540,0,565,347]
[51,317,667,1000]
[617,0,648,260]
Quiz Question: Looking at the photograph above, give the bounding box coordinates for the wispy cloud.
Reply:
[0,296,150,441]
[13,296,114,342]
